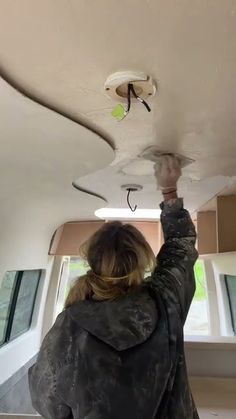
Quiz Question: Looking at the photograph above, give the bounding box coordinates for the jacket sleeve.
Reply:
[28,313,73,419]
[150,198,198,323]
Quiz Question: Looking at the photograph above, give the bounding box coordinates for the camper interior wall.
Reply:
[0,216,55,385]
[1,218,236,386]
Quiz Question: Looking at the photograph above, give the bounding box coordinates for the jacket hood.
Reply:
[68,288,158,351]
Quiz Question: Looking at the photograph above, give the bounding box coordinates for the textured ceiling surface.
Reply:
[0,77,114,227]
[1,1,236,217]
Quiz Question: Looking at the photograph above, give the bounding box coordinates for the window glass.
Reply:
[225,275,236,335]
[69,258,89,279]
[10,270,40,340]
[65,258,89,300]
[0,271,17,344]
[184,260,209,336]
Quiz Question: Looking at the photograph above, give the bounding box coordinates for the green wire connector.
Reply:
[111,104,126,121]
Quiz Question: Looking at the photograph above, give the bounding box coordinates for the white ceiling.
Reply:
[0,77,113,226]
[1,1,236,217]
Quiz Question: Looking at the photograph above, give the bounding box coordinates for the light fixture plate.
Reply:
[121,184,143,192]
[104,71,157,102]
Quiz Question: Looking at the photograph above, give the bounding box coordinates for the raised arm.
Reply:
[150,156,198,323]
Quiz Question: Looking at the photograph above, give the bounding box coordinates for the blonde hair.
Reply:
[65,221,156,306]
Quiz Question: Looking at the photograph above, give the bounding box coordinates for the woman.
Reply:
[29,156,199,419]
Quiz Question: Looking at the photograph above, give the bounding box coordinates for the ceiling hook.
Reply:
[126,188,137,212]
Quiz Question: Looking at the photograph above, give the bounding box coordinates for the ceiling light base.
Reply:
[104,71,156,103]
[121,184,143,192]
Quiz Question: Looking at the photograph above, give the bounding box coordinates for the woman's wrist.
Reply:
[162,188,178,201]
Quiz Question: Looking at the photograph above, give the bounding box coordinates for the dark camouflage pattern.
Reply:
[29,198,199,419]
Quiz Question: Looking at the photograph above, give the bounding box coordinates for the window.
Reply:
[0,271,16,345]
[184,260,209,336]
[225,275,236,335]
[0,270,41,346]
[65,258,89,300]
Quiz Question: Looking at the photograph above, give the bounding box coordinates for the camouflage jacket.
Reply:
[29,198,199,419]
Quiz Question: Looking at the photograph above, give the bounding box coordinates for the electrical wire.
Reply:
[129,83,151,112]
[119,83,151,121]
[126,188,137,212]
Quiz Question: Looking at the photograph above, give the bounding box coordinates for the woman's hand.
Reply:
[154,155,181,194]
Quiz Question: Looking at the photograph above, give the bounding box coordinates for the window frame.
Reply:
[0,271,17,346]
[224,274,236,335]
[0,269,42,347]
[184,259,210,337]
